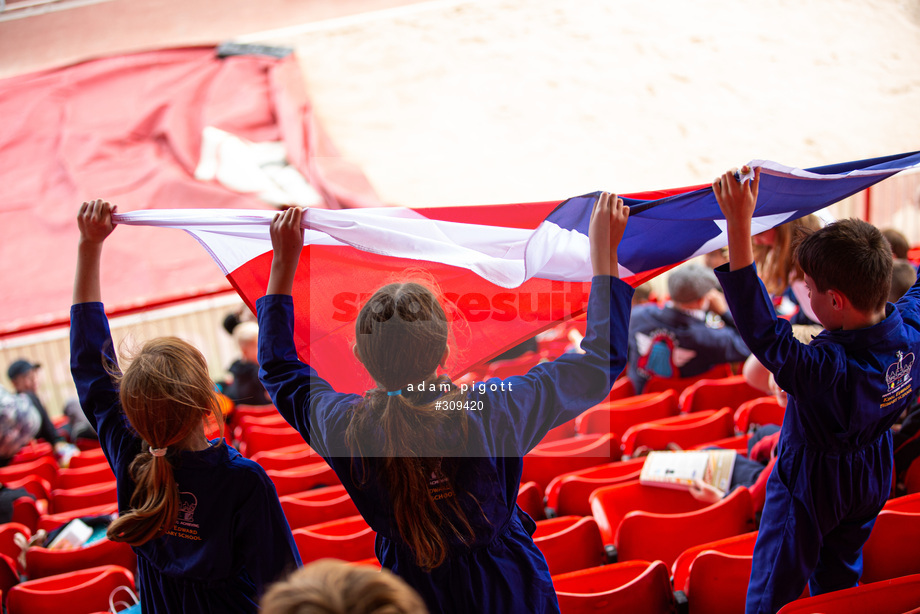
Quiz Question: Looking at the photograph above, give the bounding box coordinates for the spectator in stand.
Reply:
[261,559,428,614]
[220,321,272,406]
[881,228,911,261]
[627,263,750,393]
[891,259,917,302]
[0,385,41,467]
[7,359,79,463]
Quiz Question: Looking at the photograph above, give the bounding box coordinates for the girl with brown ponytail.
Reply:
[70,200,300,613]
[258,193,633,614]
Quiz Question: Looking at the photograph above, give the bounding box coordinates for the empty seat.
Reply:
[266,462,340,497]
[686,550,754,614]
[734,396,785,433]
[517,481,546,521]
[590,481,708,545]
[882,491,920,513]
[672,530,758,594]
[533,516,606,575]
[56,463,115,490]
[7,564,134,614]
[522,433,619,491]
[66,448,107,470]
[484,351,547,379]
[615,487,755,567]
[280,485,359,530]
[238,424,304,458]
[576,390,680,437]
[292,515,376,564]
[553,559,677,614]
[538,418,579,446]
[906,457,920,495]
[862,507,920,584]
[37,503,118,533]
[621,408,734,458]
[776,573,920,614]
[49,481,117,515]
[643,363,735,395]
[25,537,137,579]
[679,375,763,413]
[250,443,320,471]
[545,458,645,517]
[0,456,58,489]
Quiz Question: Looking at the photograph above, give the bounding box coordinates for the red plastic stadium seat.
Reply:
[49,481,117,514]
[8,442,54,466]
[238,424,304,458]
[37,503,118,533]
[7,564,135,614]
[553,559,677,614]
[606,376,635,401]
[522,433,619,491]
[734,396,786,433]
[589,481,709,545]
[250,443,320,471]
[517,481,546,521]
[0,553,19,606]
[679,375,763,413]
[776,573,920,614]
[686,550,754,614]
[280,485,359,530]
[66,448,107,470]
[545,458,645,518]
[538,418,579,446]
[292,515,376,564]
[576,390,680,437]
[56,463,115,490]
[26,537,137,579]
[266,462,340,497]
[615,487,755,567]
[671,530,758,594]
[533,516,606,575]
[3,475,52,502]
[862,507,920,584]
[231,412,287,444]
[0,456,58,489]
[0,523,31,573]
[643,363,735,395]
[882,491,920,513]
[689,433,751,455]
[621,408,734,458]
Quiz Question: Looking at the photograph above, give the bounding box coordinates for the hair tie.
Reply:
[149,447,168,457]
[386,390,402,396]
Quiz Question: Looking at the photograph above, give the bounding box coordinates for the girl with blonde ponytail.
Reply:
[70,200,300,613]
[258,194,633,614]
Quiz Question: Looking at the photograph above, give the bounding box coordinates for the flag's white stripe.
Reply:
[114,208,599,286]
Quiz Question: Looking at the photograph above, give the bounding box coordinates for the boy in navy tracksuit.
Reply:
[712,166,920,613]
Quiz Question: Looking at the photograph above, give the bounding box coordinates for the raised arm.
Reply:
[712,166,760,271]
[266,206,304,296]
[73,199,117,305]
[589,191,629,278]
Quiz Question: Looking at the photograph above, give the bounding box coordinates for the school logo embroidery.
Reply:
[636,330,697,379]
[882,350,915,408]
[166,492,203,541]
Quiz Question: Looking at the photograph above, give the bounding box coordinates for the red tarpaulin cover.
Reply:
[0,46,379,337]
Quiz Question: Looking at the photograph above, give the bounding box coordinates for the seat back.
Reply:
[906,457,920,495]
[615,487,756,567]
[862,509,920,584]
[553,559,677,614]
[734,396,785,433]
[265,461,340,497]
[25,538,137,579]
[545,458,645,517]
[280,486,359,530]
[522,433,619,491]
[517,481,545,521]
[292,516,376,564]
[533,516,606,576]
[7,564,134,614]
[238,424,304,458]
[679,375,763,413]
[882,491,920,513]
[56,463,115,490]
[643,363,734,395]
[0,456,58,488]
[590,481,707,545]
[622,408,734,458]
[577,390,680,436]
[66,448,107,469]
[686,551,753,614]
[250,443,320,470]
[671,530,758,593]
[776,573,920,614]
[484,351,547,379]
[49,481,117,514]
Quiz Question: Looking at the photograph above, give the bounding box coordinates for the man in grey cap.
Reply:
[627,263,750,393]
[6,359,68,454]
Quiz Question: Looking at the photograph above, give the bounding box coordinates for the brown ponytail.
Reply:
[106,337,223,546]
[346,283,479,570]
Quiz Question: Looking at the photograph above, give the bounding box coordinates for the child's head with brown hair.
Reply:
[106,336,224,546]
[347,282,476,571]
[882,228,911,260]
[260,559,429,614]
[794,218,893,323]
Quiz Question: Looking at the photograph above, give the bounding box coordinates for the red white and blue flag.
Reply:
[116,152,920,393]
